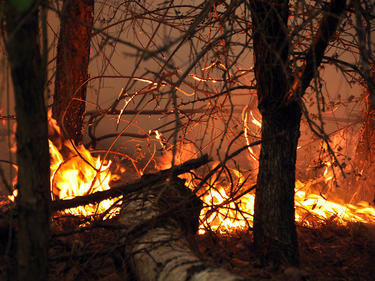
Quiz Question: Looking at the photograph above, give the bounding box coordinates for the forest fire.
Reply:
[4,0,375,279]
[43,108,375,232]
[5,106,368,232]
[193,164,375,234]
[49,141,120,219]
[153,107,375,234]
[48,111,121,219]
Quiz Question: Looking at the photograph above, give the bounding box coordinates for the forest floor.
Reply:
[197,222,375,281]
[15,217,375,280]
[0,210,374,280]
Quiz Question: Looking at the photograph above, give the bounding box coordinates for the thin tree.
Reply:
[53,0,94,143]
[3,1,50,280]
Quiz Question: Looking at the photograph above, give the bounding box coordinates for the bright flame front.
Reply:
[196,176,375,234]
[49,140,120,218]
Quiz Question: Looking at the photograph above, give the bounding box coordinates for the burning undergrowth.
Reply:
[4,79,375,281]
[6,103,375,235]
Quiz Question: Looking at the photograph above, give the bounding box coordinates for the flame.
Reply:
[49,140,120,218]
[198,185,254,234]
[157,139,375,234]
[9,104,375,232]
[194,167,375,234]
[8,112,121,219]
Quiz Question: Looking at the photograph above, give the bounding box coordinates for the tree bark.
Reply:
[53,0,94,143]
[4,2,50,281]
[250,0,300,267]
[249,0,346,267]
[354,2,375,201]
[120,178,252,281]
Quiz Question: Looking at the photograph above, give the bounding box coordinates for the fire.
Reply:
[195,167,375,234]
[157,140,375,234]
[8,112,121,219]
[10,106,375,232]
[44,101,375,232]
[49,140,120,218]
[168,107,375,234]
[48,110,120,219]
[198,185,254,234]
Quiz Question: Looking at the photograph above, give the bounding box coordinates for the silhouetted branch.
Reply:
[51,154,211,211]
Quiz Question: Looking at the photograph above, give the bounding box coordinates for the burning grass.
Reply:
[46,117,375,234]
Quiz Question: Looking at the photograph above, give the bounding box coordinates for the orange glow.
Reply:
[155,107,375,233]
[193,169,375,234]
[242,106,261,161]
[49,140,120,218]
[8,112,121,219]
[9,107,375,233]
[48,109,120,219]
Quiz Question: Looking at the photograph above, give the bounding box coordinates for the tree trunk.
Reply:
[53,0,94,143]
[250,0,300,267]
[5,3,50,281]
[249,0,346,267]
[354,2,375,201]
[120,178,251,281]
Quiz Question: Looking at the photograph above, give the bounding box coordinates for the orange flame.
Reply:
[194,167,375,234]
[49,140,120,218]
[10,105,375,232]
[47,109,120,219]
[8,112,121,219]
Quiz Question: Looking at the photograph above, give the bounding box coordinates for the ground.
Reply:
[0,159,374,280]
[0,216,368,281]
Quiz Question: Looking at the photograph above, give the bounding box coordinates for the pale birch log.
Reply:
[120,178,252,281]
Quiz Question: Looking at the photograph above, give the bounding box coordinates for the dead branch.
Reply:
[50,154,211,212]
[288,0,347,101]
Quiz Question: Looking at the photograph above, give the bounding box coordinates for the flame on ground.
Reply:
[10,108,375,233]
[49,140,121,218]
[195,169,375,234]
[48,110,121,219]
[155,138,375,235]
[186,106,375,234]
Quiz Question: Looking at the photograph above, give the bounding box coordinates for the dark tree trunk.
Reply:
[5,3,50,281]
[250,0,300,267]
[354,1,375,201]
[53,0,94,143]
[249,0,346,267]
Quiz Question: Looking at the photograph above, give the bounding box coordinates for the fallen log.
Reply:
[120,177,252,281]
[51,154,210,212]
